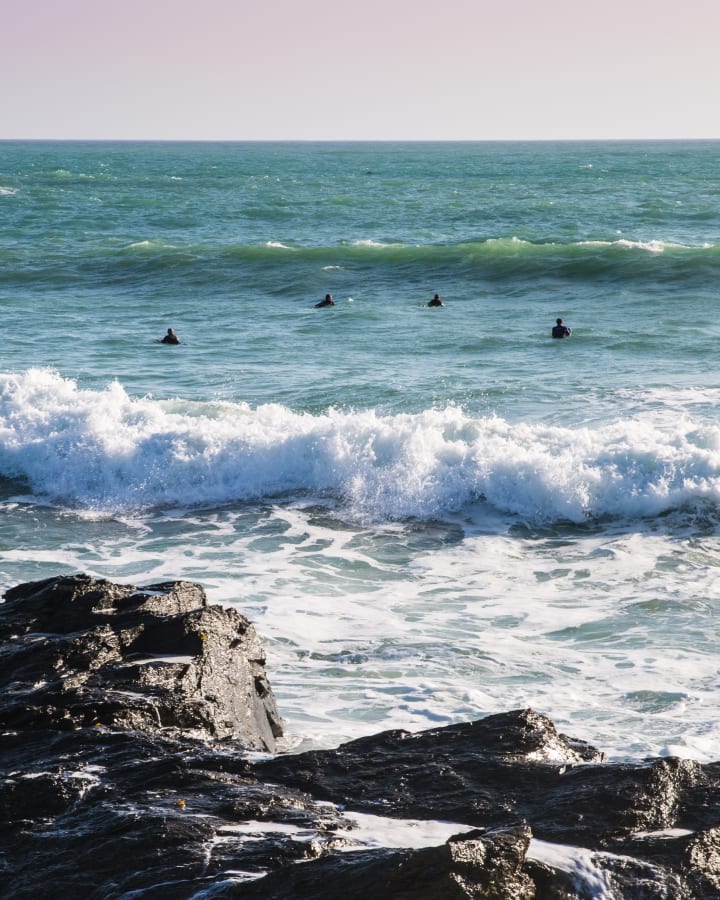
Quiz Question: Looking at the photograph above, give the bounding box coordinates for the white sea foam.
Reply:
[218,810,474,850]
[614,238,672,253]
[122,239,176,251]
[579,238,693,253]
[528,841,619,899]
[483,236,711,255]
[2,369,720,523]
[211,510,719,759]
[352,239,393,248]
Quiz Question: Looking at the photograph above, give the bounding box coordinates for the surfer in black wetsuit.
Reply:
[160,327,180,344]
[427,293,444,307]
[314,293,335,308]
[551,318,572,338]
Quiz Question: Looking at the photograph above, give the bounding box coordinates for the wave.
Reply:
[5,235,720,291]
[223,235,720,269]
[2,370,720,525]
[81,236,720,288]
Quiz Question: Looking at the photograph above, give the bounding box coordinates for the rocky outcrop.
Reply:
[2,575,720,899]
[0,573,282,748]
[257,712,716,845]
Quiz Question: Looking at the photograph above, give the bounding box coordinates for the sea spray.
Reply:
[3,370,720,525]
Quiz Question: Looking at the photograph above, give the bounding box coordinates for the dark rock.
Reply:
[257,709,607,841]
[3,574,720,899]
[0,724,346,899]
[0,573,282,749]
[257,710,720,848]
[227,826,535,899]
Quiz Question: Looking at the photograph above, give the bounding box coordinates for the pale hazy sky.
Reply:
[4,0,719,140]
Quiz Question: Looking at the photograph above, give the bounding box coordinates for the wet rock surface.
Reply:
[2,575,720,898]
[0,573,282,748]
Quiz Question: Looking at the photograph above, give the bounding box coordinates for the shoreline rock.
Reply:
[0,573,283,749]
[2,574,720,899]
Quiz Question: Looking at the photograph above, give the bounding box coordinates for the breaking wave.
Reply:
[2,370,720,524]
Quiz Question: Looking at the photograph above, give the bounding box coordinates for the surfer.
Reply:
[427,293,444,307]
[314,293,335,308]
[159,327,180,344]
[551,318,572,338]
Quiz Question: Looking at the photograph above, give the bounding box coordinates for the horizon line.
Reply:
[2,136,720,144]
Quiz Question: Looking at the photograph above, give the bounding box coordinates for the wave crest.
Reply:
[1,370,720,523]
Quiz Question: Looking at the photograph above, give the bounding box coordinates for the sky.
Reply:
[3,0,720,140]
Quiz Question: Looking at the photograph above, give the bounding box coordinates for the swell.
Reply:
[5,237,720,291]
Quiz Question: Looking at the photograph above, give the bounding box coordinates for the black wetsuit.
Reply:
[551,324,571,338]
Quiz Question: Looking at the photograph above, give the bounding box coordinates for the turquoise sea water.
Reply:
[2,140,720,760]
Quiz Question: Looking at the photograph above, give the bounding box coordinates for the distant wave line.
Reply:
[5,236,720,289]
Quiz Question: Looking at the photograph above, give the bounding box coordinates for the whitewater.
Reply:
[3,370,720,523]
[2,139,720,764]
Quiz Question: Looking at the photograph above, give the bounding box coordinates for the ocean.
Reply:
[2,139,720,762]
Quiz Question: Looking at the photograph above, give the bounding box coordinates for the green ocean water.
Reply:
[2,140,720,759]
